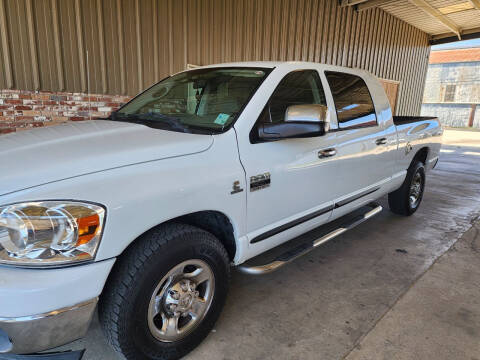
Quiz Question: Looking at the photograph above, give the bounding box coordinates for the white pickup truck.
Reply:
[0,62,442,360]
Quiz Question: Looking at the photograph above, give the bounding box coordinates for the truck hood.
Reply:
[0,120,213,195]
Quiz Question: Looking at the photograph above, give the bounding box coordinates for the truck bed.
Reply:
[393,116,438,126]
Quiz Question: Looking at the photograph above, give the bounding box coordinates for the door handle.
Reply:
[375,137,387,145]
[318,148,337,158]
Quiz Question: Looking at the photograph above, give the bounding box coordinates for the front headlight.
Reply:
[0,201,105,267]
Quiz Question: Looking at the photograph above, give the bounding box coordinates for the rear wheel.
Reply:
[388,161,426,216]
[99,223,230,360]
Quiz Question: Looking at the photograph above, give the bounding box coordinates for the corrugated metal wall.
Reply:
[0,0,431,115]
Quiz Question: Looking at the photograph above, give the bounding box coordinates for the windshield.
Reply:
[114,67,271,134]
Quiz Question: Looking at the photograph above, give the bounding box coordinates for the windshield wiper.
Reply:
[110,112,192,133]
[106,111,220,135]
[142,112,190,132]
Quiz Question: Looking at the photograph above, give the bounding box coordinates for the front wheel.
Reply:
[99,223,230,360]
[388,161,426,216]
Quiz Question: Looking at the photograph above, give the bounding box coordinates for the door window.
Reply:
[258,70,327,125]
[325,71,377,130]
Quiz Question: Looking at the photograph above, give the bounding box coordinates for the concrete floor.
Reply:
[62,129,480,360]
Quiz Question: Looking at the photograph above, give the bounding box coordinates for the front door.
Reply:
[236,69,339,257]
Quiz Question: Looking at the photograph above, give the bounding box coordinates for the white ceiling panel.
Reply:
[355,0,480,40]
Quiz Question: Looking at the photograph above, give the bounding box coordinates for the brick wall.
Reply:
[429,48,480,64]
[0,90,132,135]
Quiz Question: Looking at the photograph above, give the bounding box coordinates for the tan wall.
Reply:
[380,79,400,115]
[0,0,431,115]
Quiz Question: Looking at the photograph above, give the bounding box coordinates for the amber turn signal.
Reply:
[76,214,101,246]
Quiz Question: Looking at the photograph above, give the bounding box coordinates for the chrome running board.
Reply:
[237,203,383,275]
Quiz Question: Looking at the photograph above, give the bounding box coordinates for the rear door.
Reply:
[324,71,394,217]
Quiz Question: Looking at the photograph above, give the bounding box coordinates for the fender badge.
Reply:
[231,181,244,194]
[405,142,413,155]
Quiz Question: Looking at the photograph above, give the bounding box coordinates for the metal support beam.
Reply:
[339,0,368,7]
[356,0,396,11]
[468,0,480,10]
[430,27,480,45]
[408,0,461,39]
[431,26,480,41]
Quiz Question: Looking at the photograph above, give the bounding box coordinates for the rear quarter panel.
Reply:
[394,118,443,173]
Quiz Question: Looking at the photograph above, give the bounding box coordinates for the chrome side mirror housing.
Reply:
[285,104,330,132]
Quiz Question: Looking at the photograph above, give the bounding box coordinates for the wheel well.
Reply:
[170,211,236,261]
[412,147,429,166]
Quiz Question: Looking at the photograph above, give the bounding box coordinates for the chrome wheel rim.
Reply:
[409,172,423,209]
[147,259,215,342]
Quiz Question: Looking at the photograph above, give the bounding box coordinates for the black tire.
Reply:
[388,161,426,216]
[99,223,230,360]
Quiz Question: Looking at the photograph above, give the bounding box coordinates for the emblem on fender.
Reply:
[405,142,413,155]
[231,181,244,194]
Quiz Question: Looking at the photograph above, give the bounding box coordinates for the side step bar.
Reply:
[0,351,84,360]
[237,203,383,275]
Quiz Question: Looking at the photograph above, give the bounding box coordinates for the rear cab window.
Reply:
[325,71,377,130]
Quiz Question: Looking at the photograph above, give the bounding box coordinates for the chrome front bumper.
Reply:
[0,298,97,354]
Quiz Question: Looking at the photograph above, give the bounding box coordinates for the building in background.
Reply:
[422,46,480,128]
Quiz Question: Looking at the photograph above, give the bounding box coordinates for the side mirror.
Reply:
[258,104,329,141]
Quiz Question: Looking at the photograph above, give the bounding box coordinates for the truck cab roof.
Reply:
[184,61,374,78]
